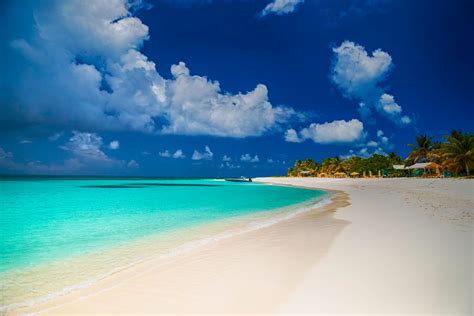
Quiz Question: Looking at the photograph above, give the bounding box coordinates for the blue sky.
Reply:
[1,0,473,176]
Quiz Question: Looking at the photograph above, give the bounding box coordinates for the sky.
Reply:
[0,0,473,177]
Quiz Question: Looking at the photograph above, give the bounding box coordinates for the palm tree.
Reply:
[439,130,473,176]
[321,157,343,175]
[292,159,303,176]
[287,167,296,177]
[387,152,402,164]
[407,135,434,163]
[295,159,303,171]
[302,158,320,175]
[332,157,344,173]
[320,158,333,175]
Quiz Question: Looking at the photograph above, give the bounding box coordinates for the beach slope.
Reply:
[16,178,473,315]
[260,178,473,314]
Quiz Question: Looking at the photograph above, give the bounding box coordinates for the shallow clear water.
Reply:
[0,177,326,308]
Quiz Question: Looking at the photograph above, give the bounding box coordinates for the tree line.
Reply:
[287,130,473,177]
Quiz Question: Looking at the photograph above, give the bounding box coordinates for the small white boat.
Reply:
[224,176,252,182]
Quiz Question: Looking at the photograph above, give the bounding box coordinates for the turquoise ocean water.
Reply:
[0,177,326,309]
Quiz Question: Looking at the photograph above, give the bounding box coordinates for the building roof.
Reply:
[393,164,406,170]
[407,162,441,169]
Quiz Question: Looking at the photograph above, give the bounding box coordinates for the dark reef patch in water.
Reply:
[79,185,145,189]
[126,183,219,187]
[79,183,220,189]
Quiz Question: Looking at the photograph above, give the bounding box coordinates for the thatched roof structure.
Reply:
[393,164,406,170]
[407,162,442,170]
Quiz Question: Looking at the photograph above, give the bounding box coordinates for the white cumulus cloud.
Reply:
[159,149,185,159]
[366,140,378,147]
[332,41,392,100]
[172,149,185,159]
[379,93,401,114]
[376,129,389,144]
[401,115,412,124]
[377,93,411,125]
[61,131,110,161]
[0,147,13,160]
[163,62,296,137]
[109,140,120,150]
[2,1,299,138]
[331,41,411,125]
[284,128,303,143]
[48,132,63,141]
[127,160,139,168]
[341,146,386,159]
[192,146,213,161]
[220,162,241,169]
[240,154,260,162]
[260,0,304,17]
[159,150,171,158]
[343,128,393,159]
[285,119,364,144]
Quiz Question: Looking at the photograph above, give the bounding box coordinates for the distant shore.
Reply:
[13,178,473,315]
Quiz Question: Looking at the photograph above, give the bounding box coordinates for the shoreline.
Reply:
[7,188,338,315]
[10,177,474,314]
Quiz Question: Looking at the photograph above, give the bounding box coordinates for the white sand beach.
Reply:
[15,178,473,315]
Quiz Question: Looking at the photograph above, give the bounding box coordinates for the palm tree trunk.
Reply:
[465,161,470,176]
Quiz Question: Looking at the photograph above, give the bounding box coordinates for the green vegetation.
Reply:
[287,130,473,177]
[407,134,434,163]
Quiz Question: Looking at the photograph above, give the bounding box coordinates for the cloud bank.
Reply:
[0,131,137,174]
[2,0,297,138]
